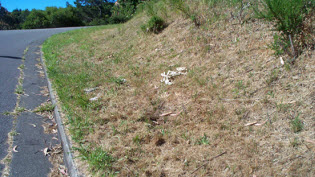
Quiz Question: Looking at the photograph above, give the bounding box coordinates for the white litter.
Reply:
[89,93,101,101]
[161,67,187,85]
[84,87,98,93]
[280,57,284,65]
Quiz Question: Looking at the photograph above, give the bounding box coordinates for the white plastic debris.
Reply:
[84,87,98,93]
[280,57,284,65]
[89,93,101,101]
[161,67,187,85]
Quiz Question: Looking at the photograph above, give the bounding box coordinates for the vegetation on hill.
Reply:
[42,0,314,176]
[0,0,144,30]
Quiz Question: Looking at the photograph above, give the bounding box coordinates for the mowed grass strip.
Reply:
[43,25,122,175]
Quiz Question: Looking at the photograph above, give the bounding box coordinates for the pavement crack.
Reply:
[0,47,28,177]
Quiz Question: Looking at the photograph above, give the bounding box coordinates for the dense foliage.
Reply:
[0,0,144,30]
[254,0,314,60]
[141,15,165,33]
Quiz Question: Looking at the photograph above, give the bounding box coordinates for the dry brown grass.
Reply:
[49,9,314,176]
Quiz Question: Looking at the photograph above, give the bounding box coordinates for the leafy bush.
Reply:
[49,7,84,27]
[22,10,50,29]
[254,0,314,62]
[108,15,129,24]
[141,15,166,34]
[111,0,143,23]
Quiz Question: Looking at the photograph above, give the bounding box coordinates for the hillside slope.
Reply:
[43,2,314,176]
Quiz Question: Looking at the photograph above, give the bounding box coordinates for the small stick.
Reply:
[191,151,227,174]
[159,112,173,117]
[289,34,296,63]
[305,139,315,145]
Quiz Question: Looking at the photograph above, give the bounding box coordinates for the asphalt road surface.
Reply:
[0,27,82,177]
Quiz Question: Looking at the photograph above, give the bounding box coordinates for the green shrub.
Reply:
[254,0,314,62]
[108,15,129,24]
[141,15,166,34]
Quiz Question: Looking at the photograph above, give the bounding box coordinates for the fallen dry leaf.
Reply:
[29,123,36,128]
[59,165,68,176]
[13,145,18,152]
[52,145,63,154]
[43,147,51,156]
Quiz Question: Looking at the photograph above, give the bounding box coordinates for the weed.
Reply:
[110,76,126,85]
[10,130,19,136]
[75,145,115,174]
[4,158,11,163]
[34,103,55,113]
[233,80,247,98]
[268,34,286,56]
[235,108,246,116]
[18,78,23,85]
[2,111,11,116]
[266,69,279,86]
[112,125,119,136]
[276,102,290,112]
[236,80,245,90]
[18,64,25,69]
[284,63,291,71]
[290,137,300,147]
[195,134,210,145]
[142,0,158,16]
[267,90,275,98]
[133,135,142,145]
[15,107,26,113]
[168,0,191,18]
[141,15,166,34]
[161,129,170,136]
[291,113,303,133]
[15,85,24,94]
[190,13,201,26]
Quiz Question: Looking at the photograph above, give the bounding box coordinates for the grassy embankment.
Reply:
[43,0,314,176]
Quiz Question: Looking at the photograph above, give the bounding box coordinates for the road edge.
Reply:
[40,49,80,177]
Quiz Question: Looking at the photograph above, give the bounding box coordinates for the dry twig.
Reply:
[191,151,227,174]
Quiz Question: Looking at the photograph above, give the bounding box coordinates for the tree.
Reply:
[0,3,15,30]
[49,6,84,27]
[22,10,50,29]
[10,9,30,29]
[74,0,114,25]
[110,0,142,23]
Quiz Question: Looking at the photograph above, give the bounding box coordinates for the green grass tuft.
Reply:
[33,103,55,113]
[291,113,303,133]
